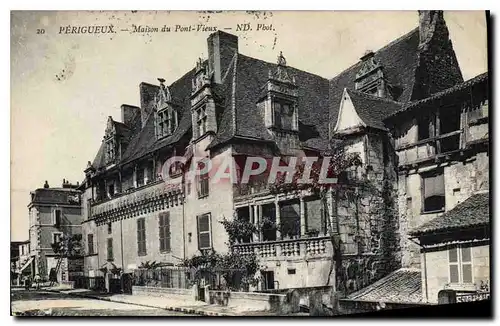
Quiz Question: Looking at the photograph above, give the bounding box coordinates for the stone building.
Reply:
[27,180,82,281]
[341,53,489,305]
[80,10,489,297]
[11,240,30,285]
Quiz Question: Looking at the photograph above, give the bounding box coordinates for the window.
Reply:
[107,222,112,234]
[422,170,445,213]
[449,245,473,284]
[159,212,171,252]
[287,268,296,275]
[107,238,113,261]
[105,138,116,164]
[418,115,431,140]
[52,232,63,245]
[197,213,212,250]
[157,108,177,138]
[197,160,209,198]
[87,234,94,255]
[54,209,62,226]
[137,218,147,256]
[108,184,115,197]
[196,106,207,137]
[272,100,295,130]
[136,168,145,187]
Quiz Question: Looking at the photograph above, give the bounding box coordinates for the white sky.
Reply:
[10,10,487,241]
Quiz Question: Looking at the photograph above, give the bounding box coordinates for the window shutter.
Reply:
[424,173,445,198]
[197,213,211,249]
[107,238,113,261]
[159,213,165,251]
[137,218,146,255]
[165,212,171,252]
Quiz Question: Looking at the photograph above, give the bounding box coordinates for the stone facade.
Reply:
[79,11,488,301]
[421,242,490,303]
[28,182,82,280]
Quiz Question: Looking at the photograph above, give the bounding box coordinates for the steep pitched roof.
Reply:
[91,141,106,170]
[208,53,331,151]
[329,28,421,136]
[345,89,403,130]
[345,268,422,304]
[386,72,489,120]
[410,192,490,236]
[30,188,81,205]
[119,68,196,165]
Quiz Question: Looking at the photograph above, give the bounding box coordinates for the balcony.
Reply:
[91,178,183,225]
[396,130,463,167]
[232,236,332,260]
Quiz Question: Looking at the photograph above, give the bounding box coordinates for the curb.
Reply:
[45,289,235,316]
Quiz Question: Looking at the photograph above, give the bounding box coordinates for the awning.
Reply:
[18,257,34,274]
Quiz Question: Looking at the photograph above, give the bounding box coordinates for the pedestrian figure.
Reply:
[24,275,31,291]
[34,274,41,290]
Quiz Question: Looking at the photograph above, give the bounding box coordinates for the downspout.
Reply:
[182,172,186,261]
[409,237,428,302]
[120,219,125,271]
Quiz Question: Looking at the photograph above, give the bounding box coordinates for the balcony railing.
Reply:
[396,130,463,166]
[232,236,332,259]
[91,178,183,224]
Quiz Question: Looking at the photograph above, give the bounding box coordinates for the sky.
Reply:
[10,10,488,241]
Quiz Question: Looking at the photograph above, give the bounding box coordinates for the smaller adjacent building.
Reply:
[28,180,83,281]
[409,191,490,304]
[11,240,30,285]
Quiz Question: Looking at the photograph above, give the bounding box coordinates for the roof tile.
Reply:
[346,268,422,304]
[410,192,490,236]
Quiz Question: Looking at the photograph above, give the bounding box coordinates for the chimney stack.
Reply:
[418,10,446,49]
[207,31,239,84]
[43,181,49,189]
[121,104,140,128]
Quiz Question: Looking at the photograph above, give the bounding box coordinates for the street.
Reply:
[11,289,196,316]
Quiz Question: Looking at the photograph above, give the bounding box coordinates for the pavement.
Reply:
[11,289,195,316]
[42,287,286,316]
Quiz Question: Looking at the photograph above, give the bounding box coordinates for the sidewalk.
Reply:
[45,287,284,316]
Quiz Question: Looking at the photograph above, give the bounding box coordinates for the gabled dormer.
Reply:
[191,58,217,141]
[104,117,117,165]
[154,78,179,140]
[354,51,387,98]
[262,51,299,133]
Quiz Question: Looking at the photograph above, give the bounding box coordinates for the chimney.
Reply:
[207,31,238,84]
[43,181,49,189]
[139,82,158,128]
[418,11,447,49]
[121,104,140,128]
[413,10,463,98]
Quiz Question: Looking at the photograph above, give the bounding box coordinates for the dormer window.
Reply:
[105,137,116,164]
[155,78,178,139]
[156,107,178,138]
[272,99,297,131]
[355,51,387,98]
[104,117,117,165]
[196,105,208,137]
[263,52,299,133]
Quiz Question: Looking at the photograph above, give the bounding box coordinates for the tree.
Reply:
[51,234,83,258]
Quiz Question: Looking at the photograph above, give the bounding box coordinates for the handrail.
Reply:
[395,129,463,151]
[232,235,330,247]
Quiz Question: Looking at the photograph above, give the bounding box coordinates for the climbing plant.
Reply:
[220,215,257,244]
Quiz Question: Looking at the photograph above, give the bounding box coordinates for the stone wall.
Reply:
[421,243,490,303]
[132,285,196,301]
[336,132,399,294]
[399,150,490,269]
[209,290,292,313]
